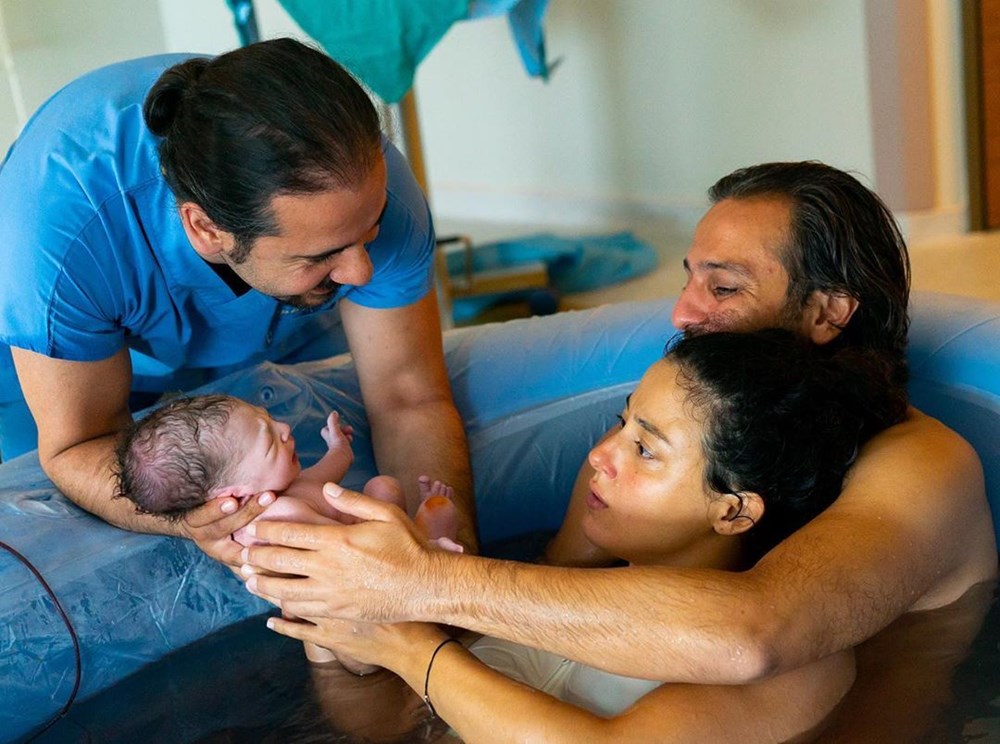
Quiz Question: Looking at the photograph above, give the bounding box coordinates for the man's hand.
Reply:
[240,484,446,622]
[181,492,275,571]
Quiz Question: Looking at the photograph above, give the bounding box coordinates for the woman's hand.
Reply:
[268,613,447,674]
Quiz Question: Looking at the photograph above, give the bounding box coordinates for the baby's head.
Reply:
[585,329,906,567]
[114,394,301,520]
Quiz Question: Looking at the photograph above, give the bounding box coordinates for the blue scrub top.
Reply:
[0,53,435,405]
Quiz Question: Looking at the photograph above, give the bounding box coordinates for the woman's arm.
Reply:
[266,616,628,743]
[265,616,855,744]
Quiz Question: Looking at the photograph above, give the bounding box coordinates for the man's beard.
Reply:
[681,309,744,338]
[276,277,342,309]
[682,301,803,338]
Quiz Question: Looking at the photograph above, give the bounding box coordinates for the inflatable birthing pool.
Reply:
[2,292,998,741]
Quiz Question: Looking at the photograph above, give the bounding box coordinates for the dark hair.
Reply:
[669,329,907,564]
[113,394,238,520]
[143,37,382,261]
[708,162,911,387]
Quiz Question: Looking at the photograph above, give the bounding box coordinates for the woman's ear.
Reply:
[711,492,764,536]
[799,290,859,346]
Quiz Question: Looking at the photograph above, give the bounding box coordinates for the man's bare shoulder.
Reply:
[830,406,997,608]
[846,407,982,502]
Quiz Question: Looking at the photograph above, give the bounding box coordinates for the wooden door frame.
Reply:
[964,1,986,231]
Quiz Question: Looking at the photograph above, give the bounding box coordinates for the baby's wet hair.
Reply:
[113,393,239,520]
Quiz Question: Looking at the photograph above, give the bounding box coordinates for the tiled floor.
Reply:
[437,218,1000,324]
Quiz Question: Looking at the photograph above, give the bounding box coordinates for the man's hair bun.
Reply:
[143,57,209,136]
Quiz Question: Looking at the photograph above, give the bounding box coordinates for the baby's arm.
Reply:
[282,411,354,516]
[299,411,354,485]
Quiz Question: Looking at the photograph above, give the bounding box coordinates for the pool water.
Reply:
[21,615,457,744]
[21,576,1000,744]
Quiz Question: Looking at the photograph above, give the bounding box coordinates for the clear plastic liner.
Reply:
[2,293,998,742]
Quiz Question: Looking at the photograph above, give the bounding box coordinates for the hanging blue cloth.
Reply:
[226,0,260,45]
[274,0,552,102]
[469,0,552,80]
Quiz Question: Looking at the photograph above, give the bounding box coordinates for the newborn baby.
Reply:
[114,394,462,673]
[114,393,461,551]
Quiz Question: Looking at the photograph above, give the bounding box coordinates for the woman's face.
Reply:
[583,359,724,566]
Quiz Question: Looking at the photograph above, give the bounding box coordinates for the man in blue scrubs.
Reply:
[0,38,475,562]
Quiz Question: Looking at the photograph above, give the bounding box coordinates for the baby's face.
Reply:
[223,402,302,494]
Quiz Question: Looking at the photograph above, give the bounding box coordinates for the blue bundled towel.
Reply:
[446,231,660,321]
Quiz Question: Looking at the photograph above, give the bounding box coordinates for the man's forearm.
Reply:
[418,553,774,684]
[44,435,185,536]
[416,492,952,685]
[369,399,475,550]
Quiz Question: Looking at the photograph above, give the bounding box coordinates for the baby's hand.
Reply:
[320,411,354,450]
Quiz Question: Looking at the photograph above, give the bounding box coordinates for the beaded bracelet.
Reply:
[423,637,462,717]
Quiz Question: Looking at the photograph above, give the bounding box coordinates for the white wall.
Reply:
[0,0,165,150]
[0,2,21,149]
[0,0,968,240]
[415,1,876,230]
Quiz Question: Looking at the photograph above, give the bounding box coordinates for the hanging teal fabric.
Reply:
[226,0,260,45]
[508,0,551,78]
[276,0,467,103]
[275,0,552,102]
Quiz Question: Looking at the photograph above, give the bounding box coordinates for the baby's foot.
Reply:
[428,535,464,554]
[415,477,461,552]
[304,642,338,664]
[304,643,381,676]
[417,475,454,502]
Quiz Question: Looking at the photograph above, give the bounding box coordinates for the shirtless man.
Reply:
[240,161,997,685]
